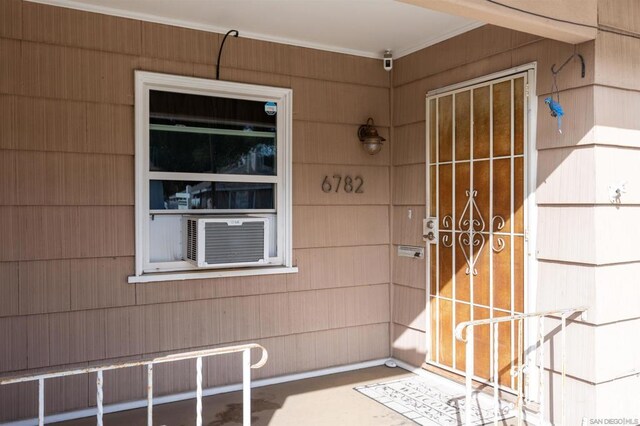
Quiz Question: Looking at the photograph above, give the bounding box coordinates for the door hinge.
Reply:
[525,83,529,98]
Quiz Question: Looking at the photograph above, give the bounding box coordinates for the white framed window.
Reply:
[130,71,295,283]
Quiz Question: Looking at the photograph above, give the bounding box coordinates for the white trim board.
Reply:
[128,266,299,284]
[24,0,483,59]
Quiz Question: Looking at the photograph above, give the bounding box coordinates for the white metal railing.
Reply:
[455,306,587,426]
[0,343,268,426]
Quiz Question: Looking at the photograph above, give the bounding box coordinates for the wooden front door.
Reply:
[426,72,528,390]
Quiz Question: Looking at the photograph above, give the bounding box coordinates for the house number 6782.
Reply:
[321,175,364,193]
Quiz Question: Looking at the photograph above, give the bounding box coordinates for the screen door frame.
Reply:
[424,62,539,398]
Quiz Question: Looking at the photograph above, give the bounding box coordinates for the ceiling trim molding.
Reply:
[25,0,482,59]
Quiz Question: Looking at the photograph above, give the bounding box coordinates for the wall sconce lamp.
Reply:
[357,117,385,155]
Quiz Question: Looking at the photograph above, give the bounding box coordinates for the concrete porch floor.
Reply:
[55,366,528,425]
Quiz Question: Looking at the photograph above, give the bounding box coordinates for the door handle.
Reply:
[423,217,438,244]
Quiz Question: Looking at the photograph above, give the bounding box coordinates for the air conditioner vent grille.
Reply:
[203,222,266,265]
[183,217,268,267]
[186,218,198,262]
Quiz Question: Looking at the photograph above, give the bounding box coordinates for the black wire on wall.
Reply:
[216,30,239,80]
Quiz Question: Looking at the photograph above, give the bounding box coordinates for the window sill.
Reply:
[128,266,298,284]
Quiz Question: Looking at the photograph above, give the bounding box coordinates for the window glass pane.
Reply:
[149,90,276,175]
[150,180,275,210]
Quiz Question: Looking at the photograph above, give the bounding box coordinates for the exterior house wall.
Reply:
[0,1,392,421]
[391,16,640,424]
[390,23,591,367]
[534,0,640,420]
[1,1,639,424]
[384,26,638,424]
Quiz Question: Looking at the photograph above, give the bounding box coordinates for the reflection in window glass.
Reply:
[149,90,277,175]
[150,130,275,175]
[150,181,275,210]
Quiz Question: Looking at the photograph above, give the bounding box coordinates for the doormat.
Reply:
[355,375,515,425]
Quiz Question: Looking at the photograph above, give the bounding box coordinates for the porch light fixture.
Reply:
[357,117,385,155]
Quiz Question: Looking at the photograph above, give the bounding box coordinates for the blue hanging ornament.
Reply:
[546,50,584,135]
[544,97,564,134]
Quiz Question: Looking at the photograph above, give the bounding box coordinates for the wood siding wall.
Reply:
[0,1,391,421]
[390,18,640,423]
[2,1,638,423]
[391,23,552,367]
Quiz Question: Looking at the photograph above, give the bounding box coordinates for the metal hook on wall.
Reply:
[549,50,585,104]
[544,46,586,133]
[551,52,586,79]
[546,50,585,134]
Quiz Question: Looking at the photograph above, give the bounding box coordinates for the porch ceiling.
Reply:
[401,0,598,44]
[26,0,482,58]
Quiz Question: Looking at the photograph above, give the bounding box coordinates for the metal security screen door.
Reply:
[426,71,529,391]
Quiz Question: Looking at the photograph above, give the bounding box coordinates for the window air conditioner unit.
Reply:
[183,217,269,268]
